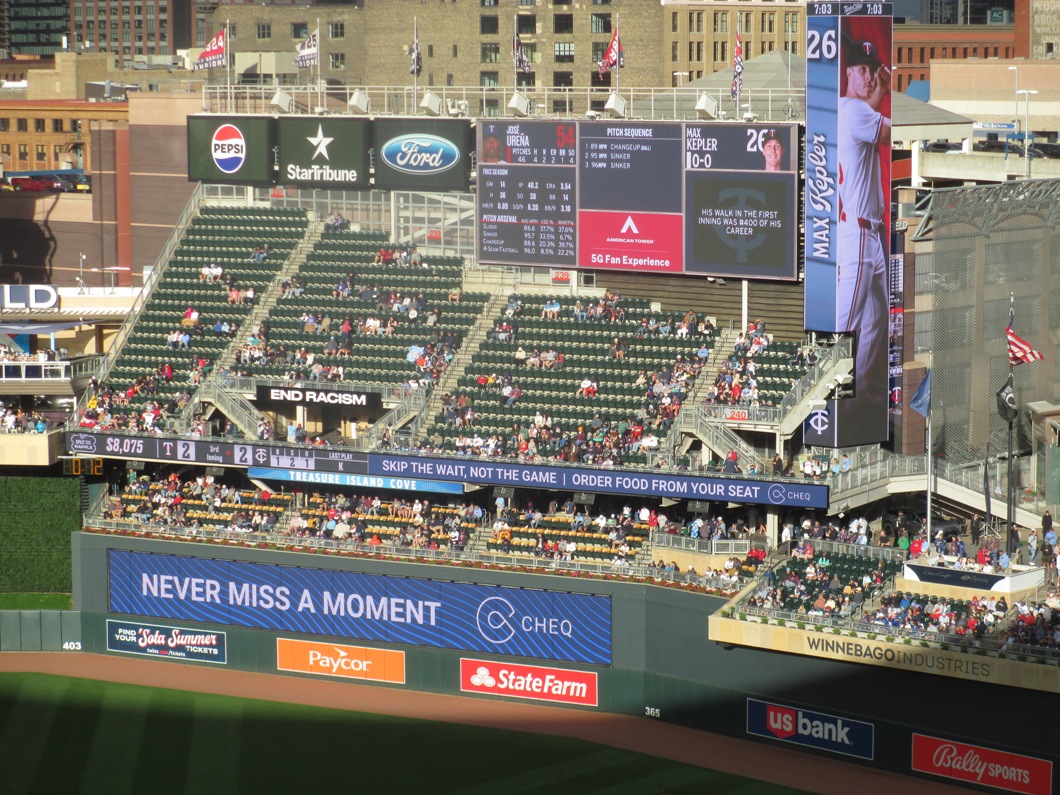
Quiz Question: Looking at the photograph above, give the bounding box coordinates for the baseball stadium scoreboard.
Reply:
[476,120,799,281]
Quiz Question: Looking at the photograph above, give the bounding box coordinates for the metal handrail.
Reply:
[203,84,805,123]
[82,517,745,594]
[67,182,205,429]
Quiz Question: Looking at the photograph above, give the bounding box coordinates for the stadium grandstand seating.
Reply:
[426,292,709,464]
[238,228,488,387]
[87,207,309,429]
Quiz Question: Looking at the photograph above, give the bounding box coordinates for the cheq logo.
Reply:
[459,658,597,706]
[276,638,405,684]
[380,134,460,175]
[911,734,1052,795]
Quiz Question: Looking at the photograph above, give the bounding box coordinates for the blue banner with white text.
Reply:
[108,550,612,665]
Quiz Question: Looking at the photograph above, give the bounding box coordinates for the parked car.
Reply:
[68,174,92,192]
[924,141,964,154]
[0,177,14,191]
[9,176,53,191]
[40,174,76,192]
[1030,142,1060,159]
[973,139,1022,156]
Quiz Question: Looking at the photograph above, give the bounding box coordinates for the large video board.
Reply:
[476,120,798,281]
[803,2,893,447]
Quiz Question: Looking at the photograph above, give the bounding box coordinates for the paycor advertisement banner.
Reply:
[804,3,892,447]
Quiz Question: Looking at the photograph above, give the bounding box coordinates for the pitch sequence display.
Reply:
[476,121,798,280]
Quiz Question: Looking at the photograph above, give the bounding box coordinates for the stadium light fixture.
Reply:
[507,91,532,118]
[420,91,444,117]
[604,92,626,119]
[695,93,718,120]
[269,89,294,114]
[347,89,371,115]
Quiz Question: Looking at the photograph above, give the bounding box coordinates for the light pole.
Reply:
[1018,89,1038,179]
[1008,65,1019,135]
[77,251,87,294]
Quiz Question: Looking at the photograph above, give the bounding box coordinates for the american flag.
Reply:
[1006,307,1043,366]
[731,31,744,104]
[513,32,531,73]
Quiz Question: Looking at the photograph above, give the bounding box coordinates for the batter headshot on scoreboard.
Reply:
[760,129,785,172]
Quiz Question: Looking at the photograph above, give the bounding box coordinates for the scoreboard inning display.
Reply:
[476,120,799,281]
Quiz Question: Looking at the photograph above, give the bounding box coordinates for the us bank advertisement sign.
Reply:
[747,698,874,760]
[277,117,369,189]
[372,118,471,192]
[187,115,274,185]
[108,550,612,665]
[803,3,892,448]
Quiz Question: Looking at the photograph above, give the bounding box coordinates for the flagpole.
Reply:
[317,18,322,111]
[413,17,418,115]
[513,15,518,91]
[1007,292,1016,554]
[225,18,232,113]
[925,350,933,542]
[614,14,620,93]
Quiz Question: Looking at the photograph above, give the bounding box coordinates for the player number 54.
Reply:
[806,29,837,62]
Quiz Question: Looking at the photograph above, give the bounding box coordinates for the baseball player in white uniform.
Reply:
[837,40,891,408]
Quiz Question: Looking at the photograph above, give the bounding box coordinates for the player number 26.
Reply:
[806,29,838,62]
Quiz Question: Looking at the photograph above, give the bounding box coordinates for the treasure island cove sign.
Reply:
[66,431,828,508]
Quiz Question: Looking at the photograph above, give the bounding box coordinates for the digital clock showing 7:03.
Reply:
[807,2,890,15]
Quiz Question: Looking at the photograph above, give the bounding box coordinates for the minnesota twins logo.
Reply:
[808,409,830,434]
[711,188,768,263]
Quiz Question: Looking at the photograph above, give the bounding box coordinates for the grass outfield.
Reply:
[0,673,809,795]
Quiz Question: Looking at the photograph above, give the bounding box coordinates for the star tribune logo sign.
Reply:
[282,119,362,185]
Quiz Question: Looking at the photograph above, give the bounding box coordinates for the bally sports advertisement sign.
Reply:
[187,116,274,185]
[911,734,1053,795]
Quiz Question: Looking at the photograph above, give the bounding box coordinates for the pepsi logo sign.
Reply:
[380,134,460,175]
[211,124,246,174]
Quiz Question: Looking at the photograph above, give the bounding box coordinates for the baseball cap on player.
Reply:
[763,129,781,144]
[848,41,882,69]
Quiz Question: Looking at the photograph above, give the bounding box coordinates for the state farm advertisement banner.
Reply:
[459,658,598,707]
[911,734,1053,795]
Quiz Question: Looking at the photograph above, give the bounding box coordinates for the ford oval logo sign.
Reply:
[380,134,460,175]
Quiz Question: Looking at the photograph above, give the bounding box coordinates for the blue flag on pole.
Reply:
[910,370,931,417]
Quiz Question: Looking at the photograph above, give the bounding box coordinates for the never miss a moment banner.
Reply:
[108,550,612,665]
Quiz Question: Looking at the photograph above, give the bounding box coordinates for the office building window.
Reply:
[482,43,500,63]
[554,14,573,34]
[256,24,271,40]
[554,42,574,62]
[590,13,611,34]
[481,16,499,34]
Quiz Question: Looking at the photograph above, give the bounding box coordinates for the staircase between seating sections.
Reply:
[415,287,510,446]
[182,218,324,436]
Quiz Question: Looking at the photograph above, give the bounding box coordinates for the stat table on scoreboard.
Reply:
[476,122,578,268]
